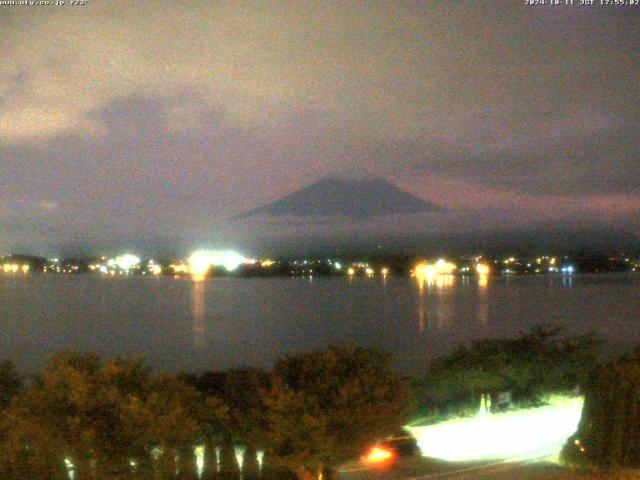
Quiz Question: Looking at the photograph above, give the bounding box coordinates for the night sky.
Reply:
[1,1,639,255]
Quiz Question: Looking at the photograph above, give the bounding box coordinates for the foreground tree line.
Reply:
[0,346,412,480]
[563,346,640,469]
[2,328,637,478]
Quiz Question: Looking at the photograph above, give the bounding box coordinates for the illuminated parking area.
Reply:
[407,396,583,462]
[188,250,248,274]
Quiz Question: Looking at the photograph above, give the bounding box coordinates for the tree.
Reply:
[425,326,601,414]
[261,345,412,480]
[185,368,270,445]
[0,352,227,480]
[183,368,269,479]
[0,360,22,410]
[563,346,640,468]
[1,347,410,480]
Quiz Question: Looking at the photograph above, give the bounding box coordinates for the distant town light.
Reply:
[476,263,491,275]
[2,263,26,274]
[188,249,247,274]
[189,252,213,275]
[149,264,162,275]
[114,254,141,271]
[170,263,189,274]
[414,259,456,278]
[435,259,456,275]
[414,262,436,277]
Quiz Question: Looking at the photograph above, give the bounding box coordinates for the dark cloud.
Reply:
[399,118,639,195]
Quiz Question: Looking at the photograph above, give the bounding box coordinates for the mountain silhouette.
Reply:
[232,176,444,220]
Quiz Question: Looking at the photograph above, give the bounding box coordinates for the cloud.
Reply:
[0,1,434,141]
[3,2,631,140]
[396,109,640,195]
[0,1,638,252]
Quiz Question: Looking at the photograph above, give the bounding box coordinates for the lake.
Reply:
[1,273,639,376]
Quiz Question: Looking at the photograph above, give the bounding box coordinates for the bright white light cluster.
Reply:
[114,254,141,270]
[414,259,457,278]
[407,396,583,462]
[188,250,247,274]
[105,254,141,272]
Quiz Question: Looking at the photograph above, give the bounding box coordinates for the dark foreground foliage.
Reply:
[562,347,640,468]
[0,352,226,479]
[423,326,601,418]
[0,360,22,409]
[0,345,411,480]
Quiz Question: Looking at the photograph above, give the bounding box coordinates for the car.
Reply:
[379,430,421,457]
[361,429,420,466]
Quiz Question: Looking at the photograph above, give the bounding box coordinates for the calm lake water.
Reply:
[1,273,639,376]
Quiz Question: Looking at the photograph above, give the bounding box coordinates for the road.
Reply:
[339,455,568,480]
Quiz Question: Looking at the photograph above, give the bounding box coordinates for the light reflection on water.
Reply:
[417,287,426,334]
[478,275,489,325]
[1,273,639,376]
[414,274,461,332]
[191,276,207,350]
